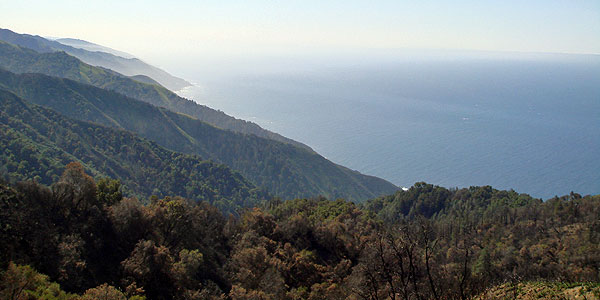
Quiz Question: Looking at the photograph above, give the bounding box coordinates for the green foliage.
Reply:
[97,178,123,206]
[269,197,368,225]
[80,283,143,300]
[363,182,540,223]
[0,262,145,300]
[0,262,76,300]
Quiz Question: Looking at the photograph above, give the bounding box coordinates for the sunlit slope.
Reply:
[0,69,398,201]
[0,89,264,212]
[0,39,312,151]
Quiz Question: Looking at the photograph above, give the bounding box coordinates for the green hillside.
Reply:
[0,89,265,212]
[0,69,398,201]
[0,28,191,91]
[0,39,312,151]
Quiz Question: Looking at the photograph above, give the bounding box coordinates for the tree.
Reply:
[80,284,128,300]
[97,178,123,206]
[121,240,175,300]
[0,262,75,300]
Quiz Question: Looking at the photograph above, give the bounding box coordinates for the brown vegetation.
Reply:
[1,166,599,299]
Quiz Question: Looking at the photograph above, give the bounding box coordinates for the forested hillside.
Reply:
[0,89,265,212]
[1,174,598,299]
[0,39,311,150]
[0,67,398,202]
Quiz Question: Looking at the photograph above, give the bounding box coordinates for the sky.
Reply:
[2,0,599,66]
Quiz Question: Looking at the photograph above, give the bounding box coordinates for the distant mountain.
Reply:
[0,88,265,212]
[0,28,191,91]
[0,39,313,151]
[0,69,399,201]
[53,37,135,58]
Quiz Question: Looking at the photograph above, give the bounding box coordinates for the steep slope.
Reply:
[0,69,399,201]
[0,28,190,90]
[0,89,264,211]
[0,39,312,151]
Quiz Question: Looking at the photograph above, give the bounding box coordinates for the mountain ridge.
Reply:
[0,88,266,212]
[53,37,136,58]
[0,38,314,152]
[0,28,191,91]
[0,68,398,201]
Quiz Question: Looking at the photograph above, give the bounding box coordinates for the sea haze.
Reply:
[177,51,600,199]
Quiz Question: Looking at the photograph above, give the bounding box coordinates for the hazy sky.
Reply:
[2,0,599,63]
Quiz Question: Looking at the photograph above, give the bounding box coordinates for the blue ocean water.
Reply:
[178,54,600,199]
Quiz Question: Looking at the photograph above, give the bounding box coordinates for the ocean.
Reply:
[177,52,600,199]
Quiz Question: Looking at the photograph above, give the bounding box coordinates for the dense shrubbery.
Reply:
[1,164,232,299]
[1,169,598,299]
